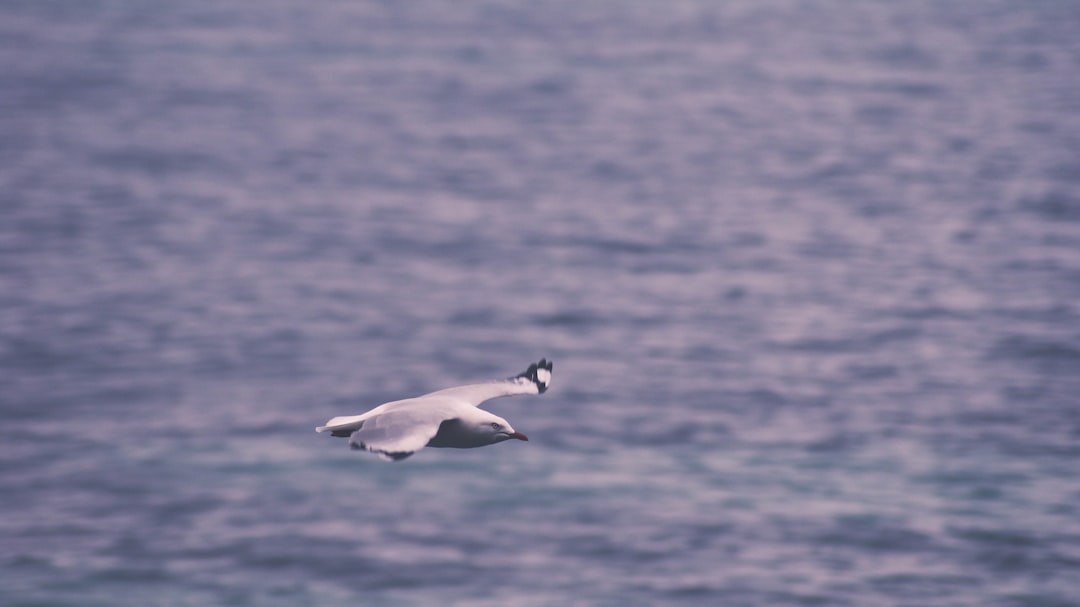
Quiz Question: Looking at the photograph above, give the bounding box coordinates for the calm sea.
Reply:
[3,1,1080,605]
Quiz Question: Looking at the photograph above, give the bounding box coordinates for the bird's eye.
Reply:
[490,422,501,430]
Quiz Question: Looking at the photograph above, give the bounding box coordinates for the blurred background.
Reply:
[2,1,1079,605]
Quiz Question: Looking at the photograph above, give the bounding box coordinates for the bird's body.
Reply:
[316,359,552,461]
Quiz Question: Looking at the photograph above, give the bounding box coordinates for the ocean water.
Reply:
[3,1,1080,605]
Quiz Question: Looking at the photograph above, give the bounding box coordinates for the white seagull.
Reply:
[316,359,553,461]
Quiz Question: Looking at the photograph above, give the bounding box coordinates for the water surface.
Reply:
[3,2,1080,605]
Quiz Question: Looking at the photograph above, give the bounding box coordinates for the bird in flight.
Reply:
[316,359,553,461]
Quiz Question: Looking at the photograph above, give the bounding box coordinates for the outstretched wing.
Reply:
[347,407,449,461]
[421,358,553,408]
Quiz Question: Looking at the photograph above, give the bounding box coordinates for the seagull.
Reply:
[316,359,553,461]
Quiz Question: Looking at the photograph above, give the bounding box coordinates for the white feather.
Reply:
[316,360,553,461]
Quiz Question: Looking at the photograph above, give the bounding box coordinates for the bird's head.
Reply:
[480,414,528,443]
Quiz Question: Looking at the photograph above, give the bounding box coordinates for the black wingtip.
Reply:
[516,358,553,393]
[350,440,413,461]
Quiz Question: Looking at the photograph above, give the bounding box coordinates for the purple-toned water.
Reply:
[3,2,1079,605]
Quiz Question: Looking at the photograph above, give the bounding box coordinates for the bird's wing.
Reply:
[347,406,451,461]
[421,358,553,408]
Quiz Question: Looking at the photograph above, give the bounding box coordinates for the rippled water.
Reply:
[3,2,1080,606]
